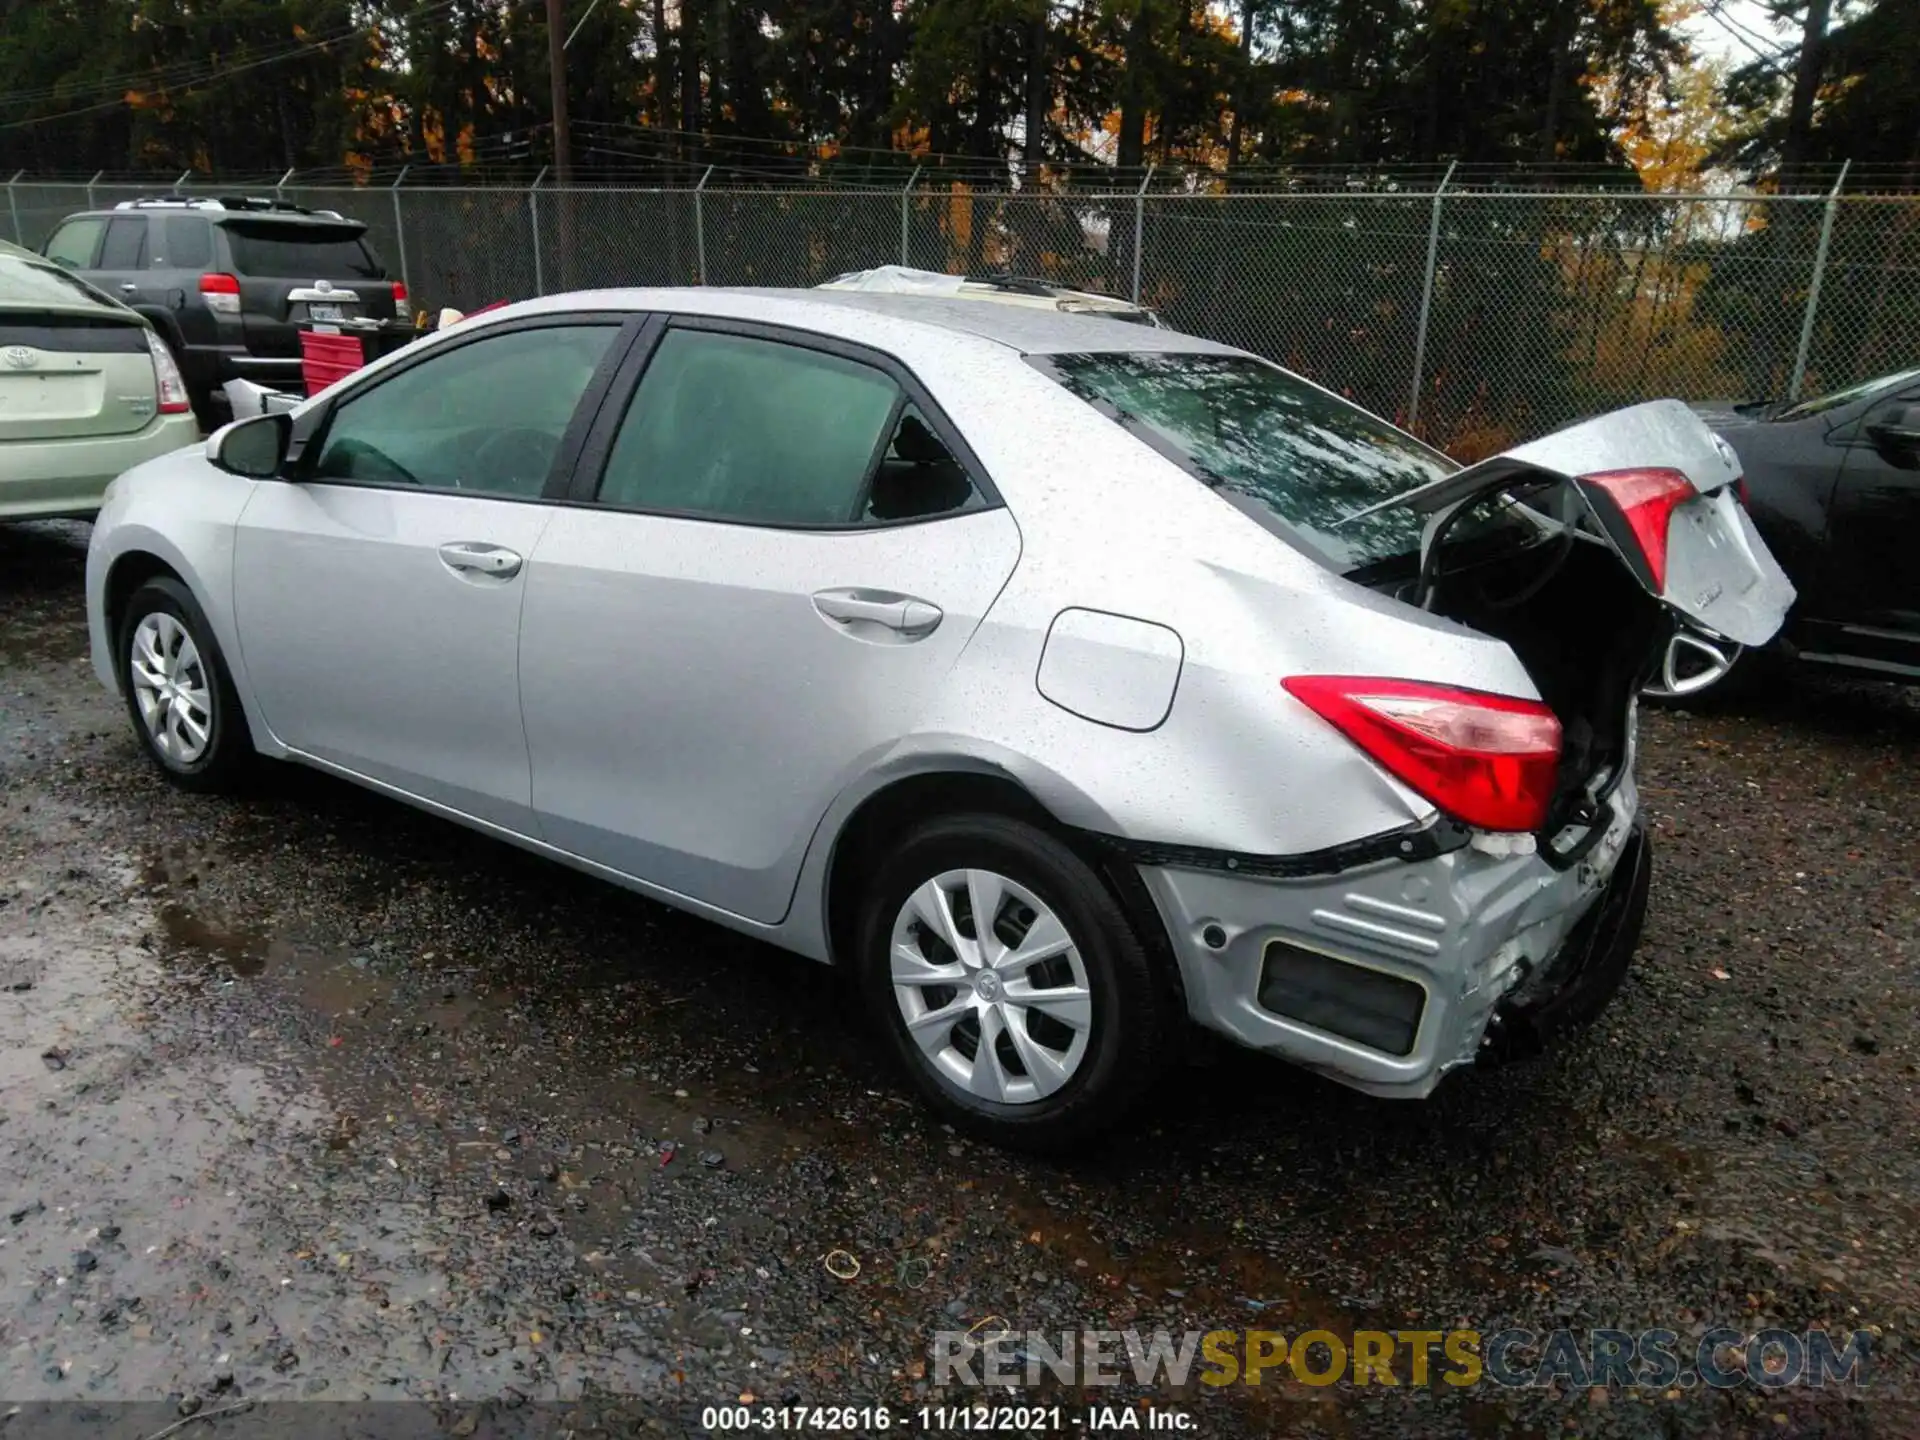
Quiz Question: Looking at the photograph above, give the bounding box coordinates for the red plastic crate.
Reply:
[300,330,367,396]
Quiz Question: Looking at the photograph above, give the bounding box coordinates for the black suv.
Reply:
[41,196,405,421]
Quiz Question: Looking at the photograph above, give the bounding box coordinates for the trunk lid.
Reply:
[0,313,156,442]
[1348,399,1795,647]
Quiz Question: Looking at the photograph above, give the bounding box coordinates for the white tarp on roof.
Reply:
[817,265,969,295]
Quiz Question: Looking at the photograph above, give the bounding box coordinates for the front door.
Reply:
[519,321,1021,922]
[1815,380,1920,675]
[232,319,628,832]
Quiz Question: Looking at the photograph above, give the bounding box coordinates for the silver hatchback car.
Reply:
[85,289,1792,1149]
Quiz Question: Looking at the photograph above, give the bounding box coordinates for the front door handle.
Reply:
[119,283,138,293]
[812,588,943,637]
[437,542,523,579]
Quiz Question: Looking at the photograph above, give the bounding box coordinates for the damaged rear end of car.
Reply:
[1037,349,1794,1096]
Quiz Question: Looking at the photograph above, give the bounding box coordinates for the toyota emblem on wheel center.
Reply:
[3,345,40,369]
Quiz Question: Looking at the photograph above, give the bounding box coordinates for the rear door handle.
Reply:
[119,284,138,293]
[437,542,523,579]
[812,588,943,637]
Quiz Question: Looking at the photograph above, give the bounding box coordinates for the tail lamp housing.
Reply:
[1283,675,1563,834]
[199,272,242,315]
[1582,466,1697,591]
[145,330,192,415]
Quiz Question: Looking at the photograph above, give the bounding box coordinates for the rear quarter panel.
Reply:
[817,345,1543,859]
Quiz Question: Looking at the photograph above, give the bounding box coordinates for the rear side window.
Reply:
[158,215,213,269]
[222,222,381,280]
[1034,351,1456,571]
[596,328,982,526]
[98,217,148,270]
[44,217,104,269]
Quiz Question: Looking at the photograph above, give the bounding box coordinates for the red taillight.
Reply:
[1283,676,1562,833]
[392,279,408,305]
[1582,467,1695,591]
[1735,475,1750,506]
[199,272,241,315]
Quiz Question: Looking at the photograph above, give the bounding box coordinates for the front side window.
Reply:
[597,328,980,526]
[44,218,104,269]
[1035,351,1456,571]
[310,324,618,498]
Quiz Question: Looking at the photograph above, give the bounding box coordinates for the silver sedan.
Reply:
[85,289,1793,1149]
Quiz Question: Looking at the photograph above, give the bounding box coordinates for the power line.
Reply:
[0,0,461,129]
[1700,0,1792,67]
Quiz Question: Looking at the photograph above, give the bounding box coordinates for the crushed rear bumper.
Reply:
[1135,778,1644,1097]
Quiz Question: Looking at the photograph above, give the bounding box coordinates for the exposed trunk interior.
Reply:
[1357,477,1671,839]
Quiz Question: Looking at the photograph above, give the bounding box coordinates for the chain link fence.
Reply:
[8,172,1917,456]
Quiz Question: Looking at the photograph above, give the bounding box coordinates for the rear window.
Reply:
[0,255,122,311]
[1033,351,1455,570]
[221,221,382,280]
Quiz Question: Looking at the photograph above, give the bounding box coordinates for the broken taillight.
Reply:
[1582,466,1696,591]
[1283,676,1563,833]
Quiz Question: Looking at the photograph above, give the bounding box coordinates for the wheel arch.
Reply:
[811,757,1186,1015]
[97,537,279,756]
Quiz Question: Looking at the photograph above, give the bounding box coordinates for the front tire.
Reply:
[855,813,1172,1151]
[118,576,253,792]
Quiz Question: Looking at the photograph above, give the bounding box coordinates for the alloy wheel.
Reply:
[888,868,1093,1105]
[1646,628,1744,700]
[129,611,214,766]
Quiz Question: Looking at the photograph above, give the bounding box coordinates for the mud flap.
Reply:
[1480,820,1652,1063]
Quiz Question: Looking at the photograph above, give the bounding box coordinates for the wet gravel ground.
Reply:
[2,519,1916,1437]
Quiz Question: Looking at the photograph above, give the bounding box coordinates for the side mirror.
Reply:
[1865,403,1920,454]
[206,412,292,479]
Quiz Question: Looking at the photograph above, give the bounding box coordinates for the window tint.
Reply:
[598,329,906,525]
[310,324,618,498]
[98,217,148,270]
[1036,351,1456,571]
[224,221,381,280]
[158,215,213,270]
[45,218,105,269]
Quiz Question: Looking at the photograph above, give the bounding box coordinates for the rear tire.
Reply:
[117,576,254,793]
[855,813,1172,1152]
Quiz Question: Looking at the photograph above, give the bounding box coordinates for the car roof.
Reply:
[739,288,1215,354]
[64,200,363,229]
[507,286,1236,358]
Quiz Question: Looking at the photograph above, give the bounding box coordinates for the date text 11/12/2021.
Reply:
[700,1404,1197,1431]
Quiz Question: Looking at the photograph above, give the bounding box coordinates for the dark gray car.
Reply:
[41,197,404,422]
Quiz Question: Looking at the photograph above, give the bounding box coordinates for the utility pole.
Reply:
[546,0,573,184]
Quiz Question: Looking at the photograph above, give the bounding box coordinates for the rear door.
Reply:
[88,215,152,311]
[517,318,1021,923]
